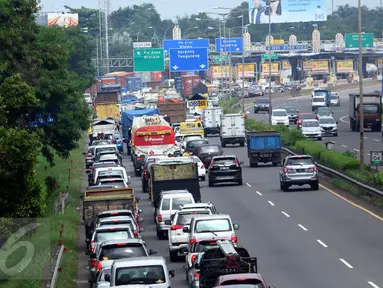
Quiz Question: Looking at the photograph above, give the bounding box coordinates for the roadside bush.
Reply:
[294,140,326,159]
[219,97,240,114]
[320,150,360,171]
[282,129,305,146]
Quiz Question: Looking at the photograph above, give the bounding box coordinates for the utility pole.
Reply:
[358,0,364,169]
[104,0,110,73]
[241,14,245,114]
[98,0,103,68]
[268,4,272,124]
[228,28,232,99]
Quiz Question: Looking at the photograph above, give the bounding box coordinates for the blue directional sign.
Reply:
[215,38,243,53]
[163,39,209,54]
[169,48,209,72]
[266,44,308,51]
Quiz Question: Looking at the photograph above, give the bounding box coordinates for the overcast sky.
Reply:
[40,0,381,20]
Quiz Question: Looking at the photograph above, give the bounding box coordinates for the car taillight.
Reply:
[90,181,94,185]
[309,166,317,172]
[189,237,196,245]
[133,230,138,238]
[235,159,239,167]
[110,212,119,215]
[96,260,102,271]
[284,167,293,172]
[137,157,143,161]
[171,225,184,230]
[116,243,127,246]
[143,169,147,178]
[194,272,200,280]
[200,164,205,169]
[90,259,97,266]
[87,153,92,157]
[231,234,238,243]
[157,214,163,222]
[191,254,197,264]
[91,240,95,252]
[209,160,214,169]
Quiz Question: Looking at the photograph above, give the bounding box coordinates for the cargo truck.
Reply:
[150,162,201,209]
[96,90,121,104]
[246,131,282,167]
[220,114,246,147]
[202,107,222,136]
[349,92,382,132]
[82,187,139,251]
[95,102,120,121]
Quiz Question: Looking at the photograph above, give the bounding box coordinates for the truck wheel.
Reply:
[169,250,178,262]
[272,162,279,166]
[250,162,258,168]
[311,182,319,191]
[208,180,214,187]
[280,182,288,192]
[135,170,141,177]
[240,140,245,147]
[376,125,382,132]
[221,141,226,147]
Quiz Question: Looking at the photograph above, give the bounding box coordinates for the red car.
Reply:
[297,112,317,129]
[213,273,272,287]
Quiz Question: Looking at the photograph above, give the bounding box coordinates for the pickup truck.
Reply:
[247,131,281,167]
[82,187,139,250]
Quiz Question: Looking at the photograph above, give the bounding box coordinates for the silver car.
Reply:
[318,116,338,137]
[92,267,111,288]
[330,92,340,106]
[279,155,319,191]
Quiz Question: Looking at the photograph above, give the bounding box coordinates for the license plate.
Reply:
[221,167,229,170]
[261,154,272,157]
[296,169,305,172]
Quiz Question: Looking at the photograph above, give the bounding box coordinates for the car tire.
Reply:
[238,179,243,185]
[280,182,288,192]
[250,162,258,167]
[272,162,279,166]
[311,182,319,191]
[254,110,258,114]
[208,180,214,187]
[169,250,178,262]
[185,269,189,282]
[221,141,226,147]
[333,133,338,136]
[157,228,166,240]
[201,176,205,181]
[240,140,245,147]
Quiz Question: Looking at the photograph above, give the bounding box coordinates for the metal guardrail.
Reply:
[281,146,383,198]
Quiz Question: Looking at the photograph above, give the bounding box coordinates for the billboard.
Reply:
[261,63,279,75]
[237,64,255,78]
[48,13,79,27]
[281,60,291,70]
[248,0,327,24]
[311,60,329,74]
[211,66,230,78]
[336,60,354,73]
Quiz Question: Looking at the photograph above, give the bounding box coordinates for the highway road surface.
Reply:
[77,134,383,288]
[245,84,382,163]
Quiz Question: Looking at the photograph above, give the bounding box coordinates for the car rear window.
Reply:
[171,197,193,210]
[115,265,165,285]
[195,219,231,233]
[187,140,208,148]
[99,170,123,177]
[256,99,269,104]
[184,135,202,142]
[161,199,170,211]
[99,155,118,161]
[302,121,319,127]
[300,114,314,119]
[95,230,132,242]
[99,245,147,260]
[286,157,313,166]
[313,98,324,102]
[220,279,264,286]
[199,146,221,153]
[97,147,116,153]
[213,157,236,164]
[175,136,183,142]
[99,179,125,188]
[176,211,210,225]
[194,242,219,253]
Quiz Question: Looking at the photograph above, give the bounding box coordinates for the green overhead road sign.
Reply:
[345,33,374,48]
[133,48,164,72]
[262,54,278,60]
[212,55,228,63]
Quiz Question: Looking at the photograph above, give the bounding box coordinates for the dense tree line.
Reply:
[0,0,94,218]
[67,3,382,58]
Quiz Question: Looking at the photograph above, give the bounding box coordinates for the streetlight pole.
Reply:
[268,4,272,125]
[136,27,153,42]
[240,14,245,113]
[183,26,198,38]
[163,26,174,42]
[358,0,364,169]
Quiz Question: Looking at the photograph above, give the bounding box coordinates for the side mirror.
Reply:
[105,274,111,282]
[139,227,145,232]
[138,209,143,213]
[89,253,96,258]
[164,220,172,225]
[233,223,240,230]
[169,270,175,278]
[182,227,189,233]
[149,248,158,255]
[138,217,144,223]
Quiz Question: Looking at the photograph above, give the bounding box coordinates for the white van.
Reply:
[94,167,129,185]
[311,96,326,111]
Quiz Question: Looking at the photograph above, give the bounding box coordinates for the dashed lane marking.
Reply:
[339,258,353,268]
[341,144,347,148]
[340,115,350,123]
[281,211,290,217]
[368,281,380,288]
[246,183,251,187]
[298,224,308,231]
[256,191,262,196]
[317,239,328,248]
[374,139,380,142]
[268,200,275,206]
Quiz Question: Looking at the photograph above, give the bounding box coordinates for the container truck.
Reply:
[126,77,141,92]
[181,75,200,98]
[156,99,186,124]
[95,102,120,121]
[104,71,134,89]
[349,92,382,132]
[220,114,246,147]
[96,91,121,104]
[202,107,222,136]
[246,131,282,167]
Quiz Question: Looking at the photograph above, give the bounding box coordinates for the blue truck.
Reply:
[246,131,282,167]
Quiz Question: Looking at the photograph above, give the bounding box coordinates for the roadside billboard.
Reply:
[261,63,279,76]
[47,13,79,27]
[336,60,353,73]
[378,58,383,69]
[303,60,311,70]
[237,64,255,78]
[311,60,329,74]
[211,66,230,78]
[248,0,327,24]
[281,60,291,70]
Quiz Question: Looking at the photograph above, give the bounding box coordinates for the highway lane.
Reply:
[244,84,382,163]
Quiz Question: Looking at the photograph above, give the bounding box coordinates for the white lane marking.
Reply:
[374,139,380,142]
[256,191,262,196]
[341,144,347,148]
[281,211,290,217]
[340,115,350,123]
[298,224,308,231]
[364,136,368,139]
[354,149,359,152]
[317,239,328,248]
[268,200,275,206]
[339,258,353,268]
[368,281,380,288]
[368,153,371,156]
[246,183,251,187]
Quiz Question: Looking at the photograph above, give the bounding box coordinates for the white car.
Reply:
[179,134,204,152]
[166,208,212,262]
[190,155,206,181]
[271,109,289,127]
[330,92,340,106]
[312,96,326,111]
[301,119,322,140]
[318,116,338,136]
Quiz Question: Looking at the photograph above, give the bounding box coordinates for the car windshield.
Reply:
[95,230,132,242]
[99,155,118,161]
[171,197,193,210]
[302,121,319,127]
[176,212,210,225]
[256,99,269,104]
[213,157,236,165]
[314,91,327,97]
[319,118,336,124]
[313,98,325,102]
[272,110,287,116]
[99,180,126,188]
[194,242,219,253]
[363,104,379,114]
[100,245,147,260]
[286,157,313,166]
[199,146,220,153]
[187,140,208,148]
[285,108,296,113]
[115,265,165,285]
[195,219,231,233]
[300,114,314,119]
[330,95,338,99]
[184,135,202,142]
[220,280,264,287]
[318,110,331,116]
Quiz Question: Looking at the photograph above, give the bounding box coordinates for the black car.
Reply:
[284,106,299,123]
[208,155,243,187]
[185,139,209,155]
[248,86,264,97]
[253,98,270,113]
[196,145,223,167]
